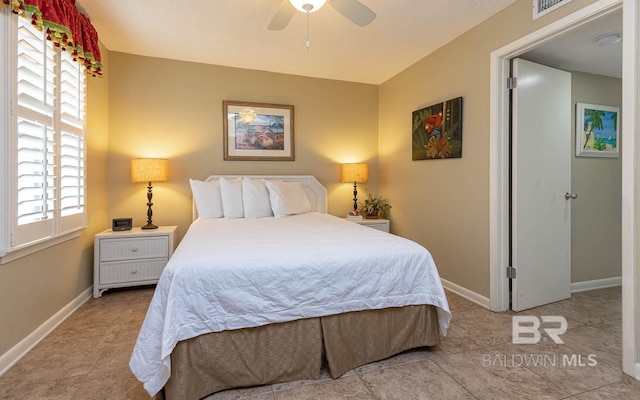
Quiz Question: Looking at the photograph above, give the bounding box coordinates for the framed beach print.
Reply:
[412,97,463,160]
[576,102,619,158]
[223,101,295,161]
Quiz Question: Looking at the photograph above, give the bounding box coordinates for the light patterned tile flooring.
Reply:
[0,286,637,400]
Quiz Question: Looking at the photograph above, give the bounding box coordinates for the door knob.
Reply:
[564,192,578,200]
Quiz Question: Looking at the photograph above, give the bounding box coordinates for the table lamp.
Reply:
[341,163,368,212]
[131,158,169,229]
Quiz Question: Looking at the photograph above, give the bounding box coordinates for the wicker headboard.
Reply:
[193,175,328,221]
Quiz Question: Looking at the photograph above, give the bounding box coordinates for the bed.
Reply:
[130,175,451,400]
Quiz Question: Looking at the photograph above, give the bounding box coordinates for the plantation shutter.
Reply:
[12,16,86,248]
[59,49,86,232]
[14,17,56,246]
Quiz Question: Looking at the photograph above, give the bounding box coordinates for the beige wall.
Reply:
[570,72,622,283]
[106,53,379,241]
[0,44,110,356]
[378,0,600,297]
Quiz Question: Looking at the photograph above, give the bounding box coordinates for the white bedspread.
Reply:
[130,213,451,396]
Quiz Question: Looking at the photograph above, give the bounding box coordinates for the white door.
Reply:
[511,58,572,311]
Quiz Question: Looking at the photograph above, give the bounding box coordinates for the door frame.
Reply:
[489,0,638,378]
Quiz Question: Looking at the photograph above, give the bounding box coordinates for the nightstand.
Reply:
[93,226,177,298]
[348,218,389,233]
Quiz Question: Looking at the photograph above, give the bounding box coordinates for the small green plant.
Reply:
[359,192,391,219]
[593,138,607,151]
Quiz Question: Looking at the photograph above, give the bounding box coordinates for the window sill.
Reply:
[0,229,83,265]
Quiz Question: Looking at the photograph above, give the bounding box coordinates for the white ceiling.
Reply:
[76,0,518,85]
[75,1,622,84]
[522,9,622,78]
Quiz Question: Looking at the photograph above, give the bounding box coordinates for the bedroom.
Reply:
[0,0,639,398]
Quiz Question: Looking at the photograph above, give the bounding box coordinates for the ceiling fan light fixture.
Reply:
[289,0,327,13]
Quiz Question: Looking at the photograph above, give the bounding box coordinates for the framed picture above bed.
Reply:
[575,102,619,158]
[223,101,295,161]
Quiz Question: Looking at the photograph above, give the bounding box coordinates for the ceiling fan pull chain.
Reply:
[306,12,310,49]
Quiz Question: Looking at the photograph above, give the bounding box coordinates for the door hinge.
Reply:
[506,266,516,279]
[10,232,14,247]
[507,77,517,89]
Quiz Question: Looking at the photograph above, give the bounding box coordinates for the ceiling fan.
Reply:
[268,0,376,31]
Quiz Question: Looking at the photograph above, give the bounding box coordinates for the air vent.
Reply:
[533,0,572,20]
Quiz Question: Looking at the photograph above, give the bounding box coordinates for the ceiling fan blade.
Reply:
[268,1,297,30]
[330,0,376,27]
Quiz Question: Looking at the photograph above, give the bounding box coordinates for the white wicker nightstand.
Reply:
[93,226,177,298]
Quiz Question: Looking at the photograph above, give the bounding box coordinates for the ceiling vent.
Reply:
[533,0,572,20]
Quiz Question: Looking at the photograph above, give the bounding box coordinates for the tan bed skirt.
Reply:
[162,305,440,400]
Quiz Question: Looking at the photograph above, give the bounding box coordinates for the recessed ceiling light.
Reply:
[595,33,622,46]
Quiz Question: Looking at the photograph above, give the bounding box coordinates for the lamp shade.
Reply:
[341,163,368,183]
[131,158,169,183]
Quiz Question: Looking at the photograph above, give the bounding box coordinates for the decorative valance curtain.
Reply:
[2,0,102,76]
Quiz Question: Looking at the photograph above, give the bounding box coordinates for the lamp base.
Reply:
[141,181,158,230]
[352,181,359,212]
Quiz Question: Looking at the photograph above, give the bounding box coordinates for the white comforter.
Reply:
[130,213,451,396]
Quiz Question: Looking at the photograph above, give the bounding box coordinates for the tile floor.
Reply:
[0,286,637,400]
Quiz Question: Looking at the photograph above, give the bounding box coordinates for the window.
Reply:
[0,9,87,260]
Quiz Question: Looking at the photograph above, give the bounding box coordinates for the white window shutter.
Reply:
[9,16,87,249]
[59,50,86,232]
[14,18,56,246]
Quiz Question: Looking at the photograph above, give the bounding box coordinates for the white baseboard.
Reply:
[441,278,491,309]
[571,276,622,293]
[0,286,92,376]
[635,363,640,381]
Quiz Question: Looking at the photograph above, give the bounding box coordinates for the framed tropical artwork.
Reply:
[223,101,295,161]
[412,97,463,160]
[576,103,619,158]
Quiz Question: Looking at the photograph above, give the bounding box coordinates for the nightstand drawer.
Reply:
[347,218,390,233]
[100,259,167,284]
[363,222,388,232]
[99,237,169,262]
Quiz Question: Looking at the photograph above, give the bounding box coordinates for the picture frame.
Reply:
[223,101,295,161]
[412,97,463,160]
[575,102,619,158]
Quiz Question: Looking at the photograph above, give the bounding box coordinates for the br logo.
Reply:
[512,316,568,344]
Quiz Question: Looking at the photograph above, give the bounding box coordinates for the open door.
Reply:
[511,58,572,311]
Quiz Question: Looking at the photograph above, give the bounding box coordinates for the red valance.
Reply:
[2,0,102,76]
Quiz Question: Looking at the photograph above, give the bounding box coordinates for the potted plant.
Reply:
[359,192,391,219]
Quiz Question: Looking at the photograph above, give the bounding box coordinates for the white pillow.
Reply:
[266,180,312,218]
[189,179,223,219]
[242,178,273,218]
[219,177,244,218]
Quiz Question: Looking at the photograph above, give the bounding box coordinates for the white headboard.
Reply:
[193,175,328,221]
